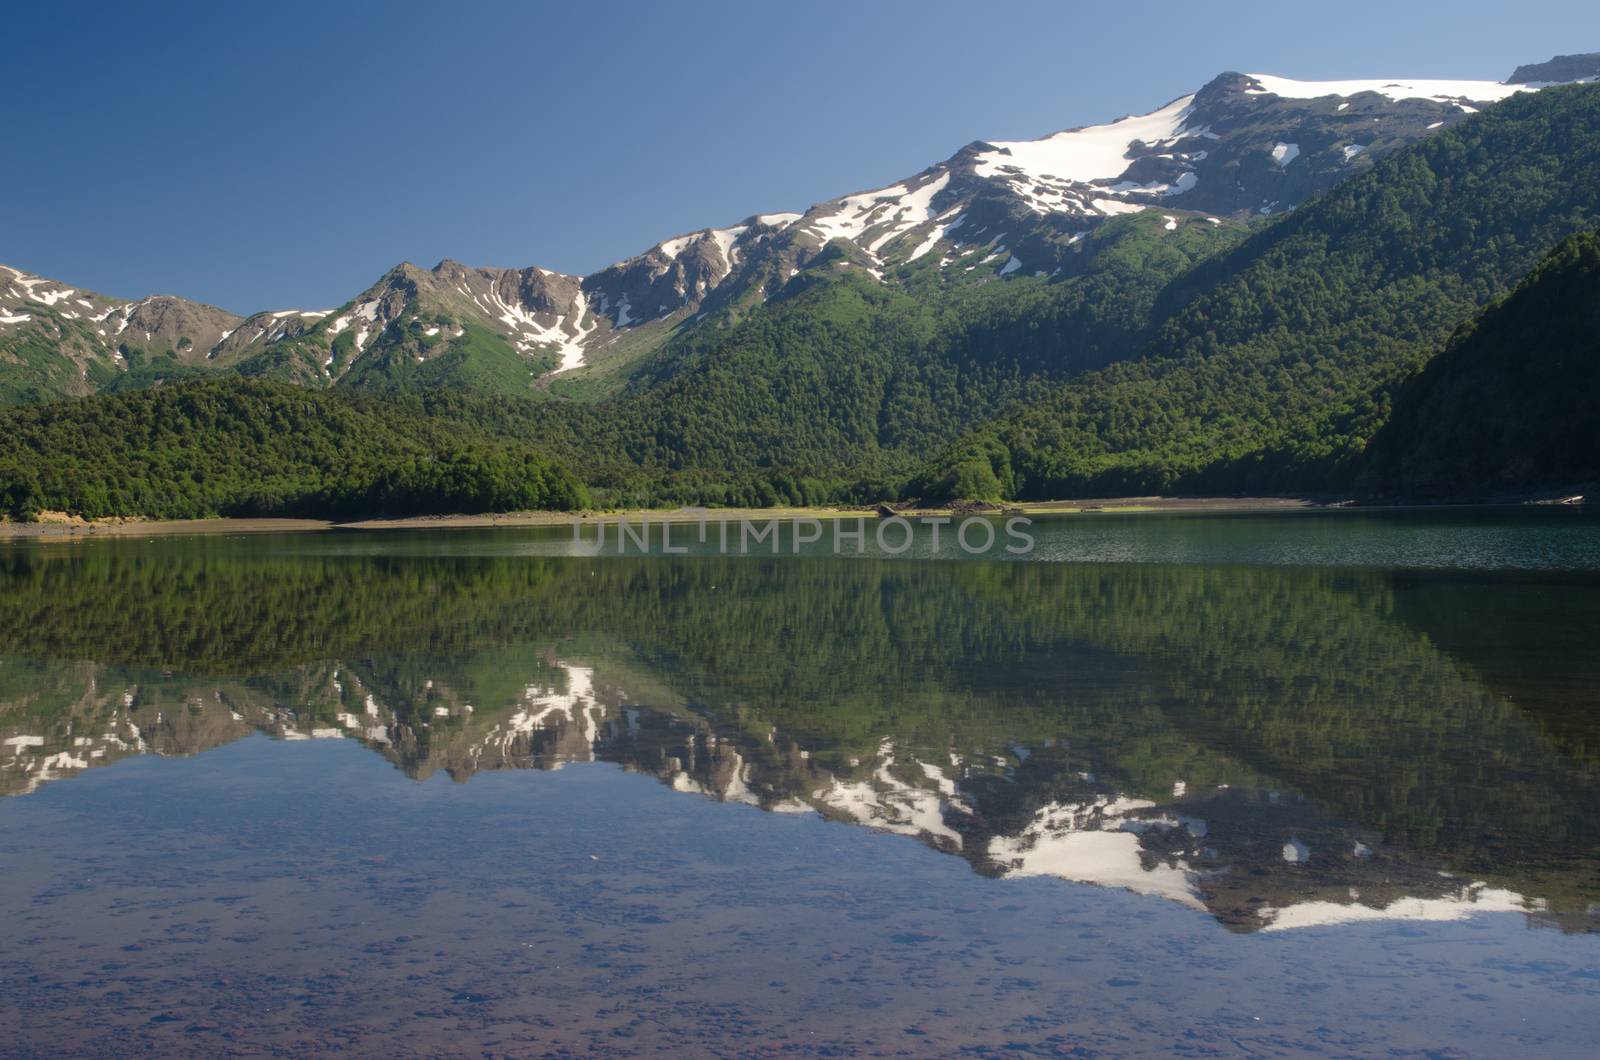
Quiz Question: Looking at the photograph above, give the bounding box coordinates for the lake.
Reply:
[1,509,1598,1056]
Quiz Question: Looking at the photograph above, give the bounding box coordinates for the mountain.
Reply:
[0,67,1565,407]
[0,266,244,403]
[1358,229,1600,495]
[1508,52,1600,84]
[5,57,1600,513]
[915,81,1600,500]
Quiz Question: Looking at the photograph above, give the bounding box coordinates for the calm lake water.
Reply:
[1,510,1598,1057]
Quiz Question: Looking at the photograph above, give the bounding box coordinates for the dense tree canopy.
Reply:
[1359,228,1600,494]
[0,378,588,519]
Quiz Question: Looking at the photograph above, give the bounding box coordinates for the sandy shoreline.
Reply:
[0,496,1329,541]
[0,493,1583,541]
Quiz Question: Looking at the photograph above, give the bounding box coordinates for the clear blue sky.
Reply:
[6,0,1598,313]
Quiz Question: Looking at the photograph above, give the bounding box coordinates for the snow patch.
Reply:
[1243,74,1529,105]
[1260,884,1529,931]
[706,225,747,276]
[906,209,965,263]
[1092,198,1145,216]
[814,742,964,848]
[802,171,951,261]
[489,283,596,373]
[989,796,1203,909]
[13,275,77,306]
[974,95,1195,186]
[657,233,698,259]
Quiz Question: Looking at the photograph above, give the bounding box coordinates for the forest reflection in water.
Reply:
[2,529,1597,935]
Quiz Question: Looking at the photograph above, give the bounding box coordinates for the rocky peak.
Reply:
[1508,52,1600,85]
[116,294,243,360]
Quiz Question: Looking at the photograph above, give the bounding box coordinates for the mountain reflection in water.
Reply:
[2,531,1596,939]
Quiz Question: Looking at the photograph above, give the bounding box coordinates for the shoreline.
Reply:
[0,493,1586,541]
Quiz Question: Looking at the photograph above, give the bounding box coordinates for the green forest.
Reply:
[0,380,589,519]
[1359,228,1600,493]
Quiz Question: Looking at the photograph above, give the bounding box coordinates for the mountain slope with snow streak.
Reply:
[0,264,250,402]
[3,57,1590,403]
[237,62,1579,394]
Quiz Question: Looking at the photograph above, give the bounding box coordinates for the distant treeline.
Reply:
[0,380,588,520]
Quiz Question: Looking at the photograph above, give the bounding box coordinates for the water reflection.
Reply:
[2,536,1596,938]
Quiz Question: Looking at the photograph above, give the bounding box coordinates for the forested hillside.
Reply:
[1358,229,1600,494]
[546,213,1240,495]
[916,83,1600,500]
[0,379,588,520]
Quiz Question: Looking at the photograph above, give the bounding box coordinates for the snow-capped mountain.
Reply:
[2,58,1591,402]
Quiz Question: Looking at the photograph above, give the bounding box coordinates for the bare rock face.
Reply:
[114,295,244,364]
[0,265,246,399]
[1140,72,1484,218]
[1508,52,1600,85]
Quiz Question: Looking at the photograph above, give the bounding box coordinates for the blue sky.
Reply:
[7,0,1599,312]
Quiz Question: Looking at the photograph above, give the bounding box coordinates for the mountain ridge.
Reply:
[3,62,1580,405]
[911,80,1600,500]
[7,56,1600,515]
